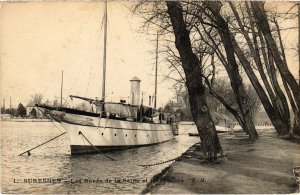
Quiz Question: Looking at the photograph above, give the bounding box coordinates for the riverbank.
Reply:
[1,118,52,122]
[143,130,300,194]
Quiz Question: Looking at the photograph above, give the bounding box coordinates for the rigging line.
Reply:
[36,107,65,134]
[143,55,156,99]
[120,2,136,41]
[84,18,104,96]
[86,65,94,94]
[97,112,102,128]
[81,3,97,32]
[106,3,112,42]
[86,16,104,95]
[68,6,103,95]
[98,113,109,130]
[41,84,51,99]
[122,5,157,101]
[68,64,83,94]
[41,69,64,99]
[78,131,115,161]
[104,114,109,129]
[68,37,101,96]
[95,7,105,39]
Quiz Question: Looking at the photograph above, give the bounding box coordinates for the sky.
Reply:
[0,1,299,109]
[0,1,174,108]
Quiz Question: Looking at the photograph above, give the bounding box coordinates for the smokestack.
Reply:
[129,76,141,105]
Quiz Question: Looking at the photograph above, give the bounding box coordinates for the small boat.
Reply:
[37,2,174,154]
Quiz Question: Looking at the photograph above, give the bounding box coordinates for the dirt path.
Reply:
[143,130,300,194]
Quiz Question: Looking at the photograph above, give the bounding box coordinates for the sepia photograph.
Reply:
[1,1,300,194]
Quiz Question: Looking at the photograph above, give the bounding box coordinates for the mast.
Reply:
[102,1,108,102]
[61,70,63,107]
[154,32,158,109]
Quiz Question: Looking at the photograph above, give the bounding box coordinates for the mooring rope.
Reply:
[79,131,115,161]
[181,123,196,135]
[138,153,227,167]
[18,132,67,156]
[18,107,68,156]
[138,157,179,167]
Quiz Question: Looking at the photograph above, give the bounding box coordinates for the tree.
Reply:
[52,99,59,107]
[7,108,16,117]
[17,103,27,118]
[166,1,222,157]
[164,102,173,113]
[250,2,300,136]
[133,1,259,140]
[133,1,299,139]
[28,93,43,106]
[1,107,6,114]
[225,2,291,136]
[44,99,50,106]
[196,1,296,136]
[30,108,37,118]
[202,1,258,140]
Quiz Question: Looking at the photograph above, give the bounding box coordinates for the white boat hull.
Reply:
[48,110,174,154]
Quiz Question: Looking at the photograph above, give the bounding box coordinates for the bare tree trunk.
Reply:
[205,1,258,140]
[243,3,282,116]
[231,2,291,136]
[166,1,222,157]
[274,18,298,130]
[294,3,300,136]
[251,2,300,108]
[298,3,300,86]
[199,25,250,135]
[231,34,289,135]
[206,53,244,128]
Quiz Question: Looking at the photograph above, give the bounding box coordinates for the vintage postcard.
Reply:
[1,1,300,194]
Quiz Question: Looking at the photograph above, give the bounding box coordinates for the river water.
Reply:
[1,121,199,194]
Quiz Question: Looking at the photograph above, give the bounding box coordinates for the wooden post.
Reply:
[61,70,63,107]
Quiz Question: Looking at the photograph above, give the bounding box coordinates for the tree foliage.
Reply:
[30,108,37,118]
[133,1,299,137]
[28,93,43,106]
[17,103,27,118]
